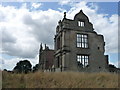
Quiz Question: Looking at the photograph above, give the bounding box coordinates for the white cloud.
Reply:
[0,7,39,58]
[87,2,98,11]
[31,3,42,9]
[59,0,71,5]
[21,3,27,9]
[2,55,39,70]
[0,56,2,70]
[0,2,118,70]
[0,5,62,59]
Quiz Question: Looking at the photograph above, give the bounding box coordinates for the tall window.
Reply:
[77,34,88,48]
[77,55,89,68]
[57,37,60,49]
[57,56,60,68]
[78,21,84,27]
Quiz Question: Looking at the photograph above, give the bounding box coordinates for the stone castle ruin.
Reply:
[39,10,109,72]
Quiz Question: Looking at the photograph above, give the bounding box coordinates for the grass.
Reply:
[2,71,119,88]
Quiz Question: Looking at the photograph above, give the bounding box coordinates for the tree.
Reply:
[109,64,117,72]
[109,64,116,68]
[13,60,32,73]
[33,64,39,72]
[3,69,7,72]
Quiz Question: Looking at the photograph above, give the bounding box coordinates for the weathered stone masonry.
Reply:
[54,10,109,72]
[39,10,109,72]
[39,44,54,71]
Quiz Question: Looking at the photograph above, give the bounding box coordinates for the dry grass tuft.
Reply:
[2,71,118,88]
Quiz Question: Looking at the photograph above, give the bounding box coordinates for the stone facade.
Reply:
[39,10,109,72]
[54,10,109,72]
[39,43,54,71]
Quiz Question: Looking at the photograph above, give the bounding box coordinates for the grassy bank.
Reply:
[2,71,118,88]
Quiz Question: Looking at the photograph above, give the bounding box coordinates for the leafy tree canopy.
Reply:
[33,64,39,72]
[109,64,116,68]
[13,60,32,73]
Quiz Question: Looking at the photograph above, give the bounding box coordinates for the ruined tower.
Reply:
[39,44,54,71]
[54,10,109,72]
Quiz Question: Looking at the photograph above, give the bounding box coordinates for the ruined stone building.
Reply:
[39,43,54,71]
[54,10,109,72]
[39,10,109,72]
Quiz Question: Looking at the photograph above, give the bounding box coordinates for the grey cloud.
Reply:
[22,14,34,25]
[1,26,38,58]
[2,42,38,58]
[0,2,118,70]
[1,28,16,44]
[1,2,118,61]
[23,13,61,48]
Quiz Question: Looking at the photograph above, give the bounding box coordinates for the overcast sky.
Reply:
[0,1,119,70]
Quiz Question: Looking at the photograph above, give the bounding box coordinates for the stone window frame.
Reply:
[76,33,88,48]
[57,56,60,68]
[77,54,89,68]
[56,34,62,50]
[78,20,85,27]
[57,37,60,49]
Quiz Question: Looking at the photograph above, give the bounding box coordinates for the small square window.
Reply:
[78,21,85,27]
